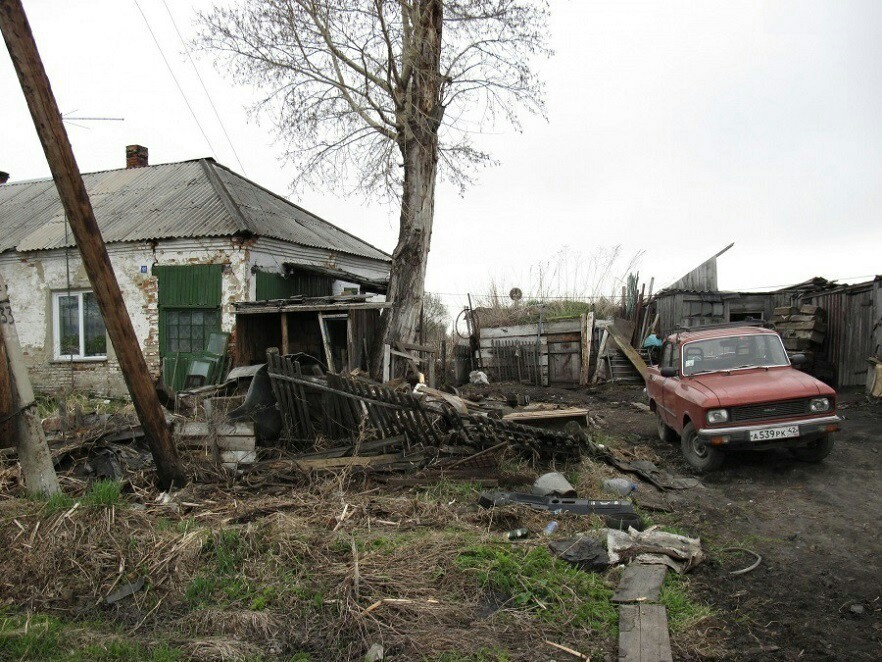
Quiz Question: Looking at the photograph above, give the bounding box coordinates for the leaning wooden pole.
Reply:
[0,0,186,489]
[0,275,59,496]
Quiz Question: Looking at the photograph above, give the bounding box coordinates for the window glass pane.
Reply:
[58,295,80,356]
[82,292,107,357]
[164,308,220,355]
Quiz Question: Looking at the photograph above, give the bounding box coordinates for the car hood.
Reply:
[687,367,825,406]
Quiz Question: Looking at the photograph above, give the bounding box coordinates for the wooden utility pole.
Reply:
[0,0,186,489]
[0,275,59,495]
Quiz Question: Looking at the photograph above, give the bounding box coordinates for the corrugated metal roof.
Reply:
[0,159,391,262]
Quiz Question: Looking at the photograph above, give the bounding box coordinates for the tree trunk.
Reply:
[370,0,443,381]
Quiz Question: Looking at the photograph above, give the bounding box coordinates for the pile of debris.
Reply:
[262,350,598,477]
[774,304,827,371]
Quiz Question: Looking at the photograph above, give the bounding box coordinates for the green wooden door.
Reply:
[155,265,223,390]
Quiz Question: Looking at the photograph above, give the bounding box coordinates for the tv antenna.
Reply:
[61,109,124,130]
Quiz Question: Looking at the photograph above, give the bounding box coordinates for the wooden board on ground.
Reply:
[502,407,589,429]
[295,453,400,471]
[618,604,673,662]
[613,564,667,604]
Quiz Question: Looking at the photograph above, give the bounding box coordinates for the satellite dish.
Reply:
[509,287,523,301]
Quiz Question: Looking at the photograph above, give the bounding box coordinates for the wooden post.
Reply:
[280,313,289,355]
[0,333,13,446]
[0,275,59,495]
[0,0,186,489]
[579,312,595,387]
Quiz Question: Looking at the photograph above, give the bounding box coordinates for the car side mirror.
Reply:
[660,366,678,378]
[790,353,806,366]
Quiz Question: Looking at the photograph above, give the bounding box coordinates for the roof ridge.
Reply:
[0,157,213,187]
[199,159,254,235]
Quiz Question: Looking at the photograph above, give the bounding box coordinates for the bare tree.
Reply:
[197,0,549,378]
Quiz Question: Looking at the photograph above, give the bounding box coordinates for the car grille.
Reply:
[730,399,811,423]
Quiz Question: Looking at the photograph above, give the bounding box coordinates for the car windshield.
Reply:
[681,334,789,376]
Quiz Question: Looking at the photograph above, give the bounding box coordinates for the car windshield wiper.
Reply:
[688,368,718,375]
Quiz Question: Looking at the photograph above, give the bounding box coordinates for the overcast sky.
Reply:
[3,0,881,317]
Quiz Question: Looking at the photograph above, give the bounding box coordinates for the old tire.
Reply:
[656,412,678,443]
[681,422,725,472]
[791,434,834,462]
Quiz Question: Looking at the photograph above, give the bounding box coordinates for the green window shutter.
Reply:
[154,264,222,309]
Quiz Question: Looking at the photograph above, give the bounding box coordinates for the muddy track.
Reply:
[463,383,882,660]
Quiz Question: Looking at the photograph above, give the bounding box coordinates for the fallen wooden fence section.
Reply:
[265,350,596,472]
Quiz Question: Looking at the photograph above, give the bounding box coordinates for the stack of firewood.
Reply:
[773,304,827,371]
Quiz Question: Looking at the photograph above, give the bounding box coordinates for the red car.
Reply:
[645,323,841,472]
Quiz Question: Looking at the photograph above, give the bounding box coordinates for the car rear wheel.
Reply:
[656,412,678,443]
[790,434,834,462]
[680,422,725,472]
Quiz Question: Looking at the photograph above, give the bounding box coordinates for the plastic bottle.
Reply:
[543,521,559,536]
[503,528,528,540]
[602,478,637,496]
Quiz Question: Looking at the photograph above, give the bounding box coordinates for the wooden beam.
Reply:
[0,1,185,489]
[280,312,289,355]
[608,327,650,381]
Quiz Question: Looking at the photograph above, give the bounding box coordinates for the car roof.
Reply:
[668,326,778,343]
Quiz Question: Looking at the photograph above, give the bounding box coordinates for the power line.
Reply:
[132,0,218,157]
[159,0,248,176]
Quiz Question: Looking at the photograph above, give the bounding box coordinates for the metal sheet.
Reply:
[0,159,390,261]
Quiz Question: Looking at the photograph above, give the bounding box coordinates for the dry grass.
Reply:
[0,404,717,660]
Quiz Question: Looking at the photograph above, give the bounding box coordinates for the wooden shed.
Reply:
[801,277,882,388]
[233,295,391,375]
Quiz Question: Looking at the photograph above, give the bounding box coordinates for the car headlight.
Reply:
[809,397,831,413]
[706,409,729,424]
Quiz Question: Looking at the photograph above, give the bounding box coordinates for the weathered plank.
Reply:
[608,328,649,381]
[220,450,256,465]
[502,408,589,423]
[216,436,256,452]
[618,604,673,662]
[294,453,400,471]
[613,564,667,604]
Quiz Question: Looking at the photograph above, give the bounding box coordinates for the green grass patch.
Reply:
[30,491,76,516]
[456,544,617,631]
[658,574,714,633]
[0,610,183,660]
[185,528,279,610]
[81,480,124,508]
[416,479,487,503]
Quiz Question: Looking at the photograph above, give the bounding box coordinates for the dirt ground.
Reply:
[468,382,882,660]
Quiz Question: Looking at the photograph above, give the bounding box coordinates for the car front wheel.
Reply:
[680,422,725,472]
[656,412,678,443]
[790,434,834,462]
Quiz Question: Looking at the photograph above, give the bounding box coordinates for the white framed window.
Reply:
[52,290,107,360]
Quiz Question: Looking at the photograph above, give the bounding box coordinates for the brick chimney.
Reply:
[126,145,149,169]
[0,172,9,184]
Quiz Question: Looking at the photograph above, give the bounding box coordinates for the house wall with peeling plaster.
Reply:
[0,237,250,397]
[0,236,390,398]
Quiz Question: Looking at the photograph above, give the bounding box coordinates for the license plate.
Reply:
[749,425,799,441]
